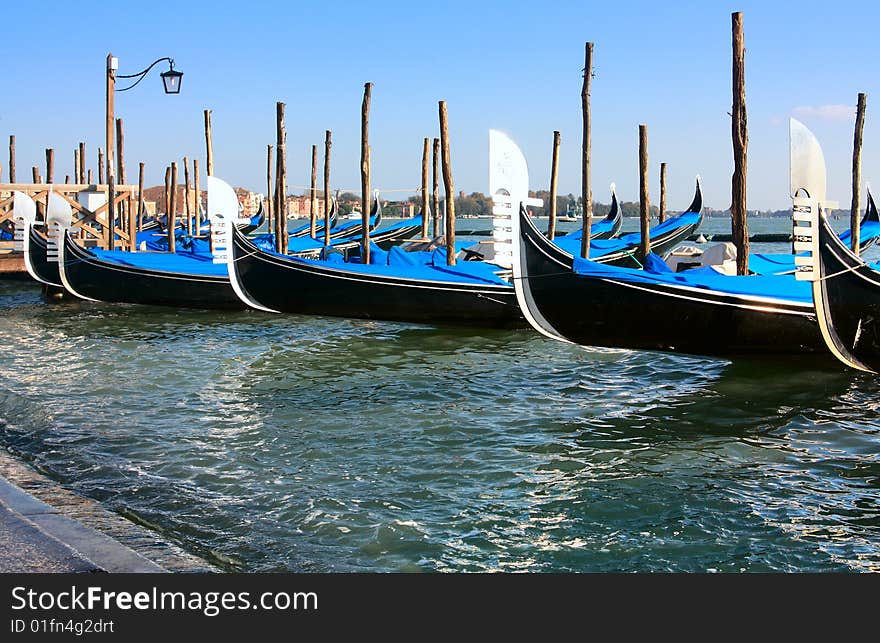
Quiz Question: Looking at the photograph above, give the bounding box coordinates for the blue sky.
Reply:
[2,0,878,211]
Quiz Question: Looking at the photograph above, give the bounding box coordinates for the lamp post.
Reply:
[105,53,182,249]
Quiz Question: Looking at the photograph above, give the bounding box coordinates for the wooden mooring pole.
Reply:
[323,130,332,247]
[8,135,15,183]
[168,162,177,253]
[74,148,80,184]
[851,92,867,254]
[204,109,214,176]
[639,124,651,260]
[164,166,171,218]
[548,130,561,239]
[580,41,594,259]
[432,137,440,237]
[98,148,105,184]
[45,149,54,184]
[439,100,456,266]
[360,82,373,265]
[184,156,192,236]
[308,144,317,237]
[137,162,145,237]
[421,137,430,239]
[117,119,126,239]
[193,159,201,228]
[659,162,667,224]
[731,11,749,276]
[266,144,274,234]
[274,102,287,255]
[79,142,85,184]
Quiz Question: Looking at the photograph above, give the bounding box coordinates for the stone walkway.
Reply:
[0,450,216,573]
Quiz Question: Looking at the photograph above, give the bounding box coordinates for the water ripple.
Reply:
[1,279,879,571]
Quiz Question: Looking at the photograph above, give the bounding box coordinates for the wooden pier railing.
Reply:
[0,183,143,251]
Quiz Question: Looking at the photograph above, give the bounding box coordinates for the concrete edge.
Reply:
[0,449,217,573]
[0,477,164,573]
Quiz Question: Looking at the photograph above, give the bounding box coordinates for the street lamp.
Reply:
[105,53,183,249]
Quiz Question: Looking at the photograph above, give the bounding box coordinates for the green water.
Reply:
[0,218,879,572]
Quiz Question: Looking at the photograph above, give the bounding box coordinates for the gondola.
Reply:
[495,129,824,357]
[288,214,426,259]
[210,176,523,327]
[12,191,63,287]
[288,199,340,238]
[551,179,703,267]
[748,188,880,276]
[237,202,265,235]
[553,184,624,242]
[793,120,880,373]
[46,191,243,310]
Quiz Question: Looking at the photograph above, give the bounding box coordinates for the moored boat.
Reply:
[496,128,824,358]
[47,190,242,310]
[210,176,523,327]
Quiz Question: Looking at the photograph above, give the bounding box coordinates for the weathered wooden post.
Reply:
[360,82,373,264]
[74,148,81,184]
[64,175,69,184]
[168,162,178,253]
[439,100,456,266]
[323,130,332,247]
[274,101,288,255]
[309,144,318,237]
[731,11,749,276]
[87,169,93,183]
[136,162,145,240]
[580,41,594,258]
[184,156,192,236]
[116,119,127,238]
[266,144,274,234]
[8,135,15,183]
[164,166,171,218]
[204,109,214,176]
[432,137,440,237]
[116,119,125,183]
[32,167,39,183]
[851,92,867,254]
[79,142,86,184]
[421,137,430,239]
[193,159,201,228]
[46,149,54,184]
[105,54,116,251]
[639,124,651,259]
[98,148,105,184]
[548,130,561,239]
[659,162,667,223]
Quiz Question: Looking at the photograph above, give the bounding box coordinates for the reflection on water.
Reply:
[1,271,879,572]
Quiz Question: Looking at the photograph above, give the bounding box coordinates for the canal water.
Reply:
[1,217,879,572]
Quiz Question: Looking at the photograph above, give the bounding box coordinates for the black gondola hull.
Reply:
[230,228,523,327]
[26,227,62,286]
[61,232,243,310]
[518,207,824,356]
[815,211,880,372]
